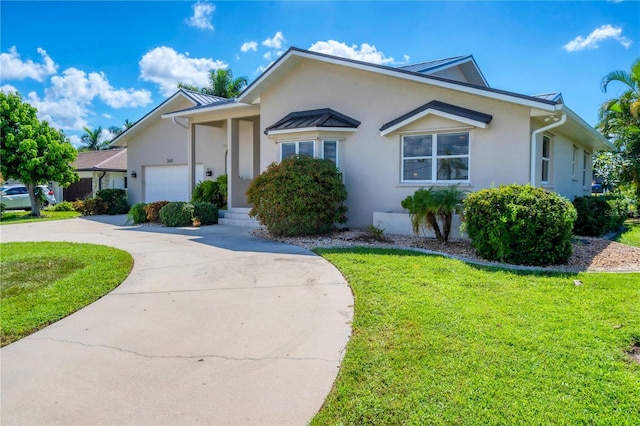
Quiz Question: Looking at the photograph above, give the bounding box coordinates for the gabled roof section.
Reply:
[380,100,493,136]
[238,47,561,112]
[533,93,564,103]
[110,89,228,147]
[161,97,240,118]
[73,148,127,171]
[265,108,361,136]
[397,55,489,87]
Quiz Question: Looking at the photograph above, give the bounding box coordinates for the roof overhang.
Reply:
[267,127,358,137]
[559,106,614,151]
[161,101,251,119]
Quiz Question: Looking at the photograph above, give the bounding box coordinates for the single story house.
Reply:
[54,148,127,202]
[112,47,613,235]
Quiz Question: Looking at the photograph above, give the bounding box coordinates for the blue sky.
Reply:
[1,1,638,147]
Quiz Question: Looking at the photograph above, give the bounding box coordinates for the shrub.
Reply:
[246,156,348,237]
[464,184,577,266]
[96,188,129,215]
[50,200,75,211]
[573,195,629,236]
[401,185,466,243]
[144,201,169,223]
[0,203,5,216]
[192,202,218,225]
[159,202,194,227]
[191,180,223,206]
[74,197,107,215]
[128,202,147,224]
[215,174,228,207]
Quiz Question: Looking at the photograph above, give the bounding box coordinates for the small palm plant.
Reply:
[401,185,466,243]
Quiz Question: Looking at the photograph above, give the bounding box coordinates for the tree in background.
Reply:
[80,126,110,151]
[108,119,135,139]
[598,59,640,199]
[178,69,248,98]
[0,92,79,216]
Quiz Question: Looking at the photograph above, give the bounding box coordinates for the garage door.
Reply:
[144,165,204,202]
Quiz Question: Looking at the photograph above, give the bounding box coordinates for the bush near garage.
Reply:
[128,202,147,224]
[159,202,194,227]
[246,156,348,237]
[95,189,129,215]
[191,180,224,207]
[192,202,218,225]
[144,201,169,223]
[464,184,577,266]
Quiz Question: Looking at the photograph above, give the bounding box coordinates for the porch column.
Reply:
[252,116,261,178]
[227,118,240,209]
[187,123,196,200]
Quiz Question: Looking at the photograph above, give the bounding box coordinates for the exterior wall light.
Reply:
[206,169,213,177]
[131,171,137,178]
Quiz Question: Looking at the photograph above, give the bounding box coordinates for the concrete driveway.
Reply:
[1,217,353,425]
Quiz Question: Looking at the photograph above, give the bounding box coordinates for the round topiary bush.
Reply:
[159,202,194,227]
[192,202,218,225]
[129,202,147,224]
[246,156,348,237]
[464,184,577,266]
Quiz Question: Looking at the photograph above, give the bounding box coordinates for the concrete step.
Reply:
[218,208,259,227]
[226,207,252,214]
[218,217,260,227]
[223,212,255,220]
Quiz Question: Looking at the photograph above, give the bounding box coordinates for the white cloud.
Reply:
[100,128,116,143]
[68,134,83,149]
[262,32,285,49]
[27,92,89,130]
[102,113,113,119]
[0,46,58,82]
[186,1,215,30]
[139,46,227,96]
[309,40,395,65]
[0,84,18,94]
[564,24,632,52]
[263,51,272,61]
[241,41,258,52]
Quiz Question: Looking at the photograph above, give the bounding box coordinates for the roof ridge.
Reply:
[93,148,126,168]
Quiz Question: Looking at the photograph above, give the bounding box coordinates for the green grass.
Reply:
[312,248,640,425]
[0,210,80,224]
[616,219,640,248]
[0,242,133,346]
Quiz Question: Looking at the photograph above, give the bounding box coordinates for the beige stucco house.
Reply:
[112,47,613,234]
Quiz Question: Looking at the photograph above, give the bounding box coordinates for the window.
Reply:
[401,132,469,182]
[572,145,578,179]
[582,151,589,186]
[281,141,314,160]
[322,140,338,166]
[541,135,551,184]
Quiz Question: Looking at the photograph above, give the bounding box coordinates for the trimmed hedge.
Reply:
[129,202,147,224]
[464,184,577,266]
[246,156,348,237]
[144,201,169,223]
[73,197,107,215]
[193,202,218,225]
[50,200,75,212]
[96,189,129,215]
[573,195,629,236]
[191,180,223,206]
[159,202,194,227]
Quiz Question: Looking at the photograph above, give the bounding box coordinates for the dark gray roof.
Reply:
[180,89,229,106]
[533,93,563,102]
[380,100,493,132]
[264,108,361,134]
[397,56,469,73]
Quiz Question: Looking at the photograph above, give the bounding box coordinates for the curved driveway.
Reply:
[1,217,353,425]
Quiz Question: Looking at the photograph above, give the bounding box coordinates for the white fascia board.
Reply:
[267,127,358,136]
[380,108,488,137]
[161,102,249,119]
[560,105,614,151]
[243,49,560,111]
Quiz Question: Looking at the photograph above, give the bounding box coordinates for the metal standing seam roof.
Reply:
[380,100,493,132]
[264,108,361,134]
[73,148,127,171]
[396,56,469,73]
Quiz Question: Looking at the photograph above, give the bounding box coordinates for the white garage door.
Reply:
[144,164,204,202]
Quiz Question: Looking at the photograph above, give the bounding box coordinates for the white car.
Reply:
[0,185,57,210]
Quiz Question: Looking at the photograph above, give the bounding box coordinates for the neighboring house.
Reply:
[54,148,128,202]
[112,47,613,234]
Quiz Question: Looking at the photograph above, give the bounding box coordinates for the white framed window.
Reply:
[401,132,469,183]
[280,140,314,161]
[541,135,551,184]
[582,151,590,186]
[572,145,579,179]
[321,140,339,166]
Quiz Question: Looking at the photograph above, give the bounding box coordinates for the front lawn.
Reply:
[616,218,640,248]
[0,242,133,346]
[0,210,80,224]
[312,248,640,425]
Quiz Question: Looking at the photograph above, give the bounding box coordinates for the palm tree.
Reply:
[80,126,109,151]
[178,69,248,98]
[601,58,640,118]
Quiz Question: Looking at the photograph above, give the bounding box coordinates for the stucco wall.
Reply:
[259,59,532,227]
